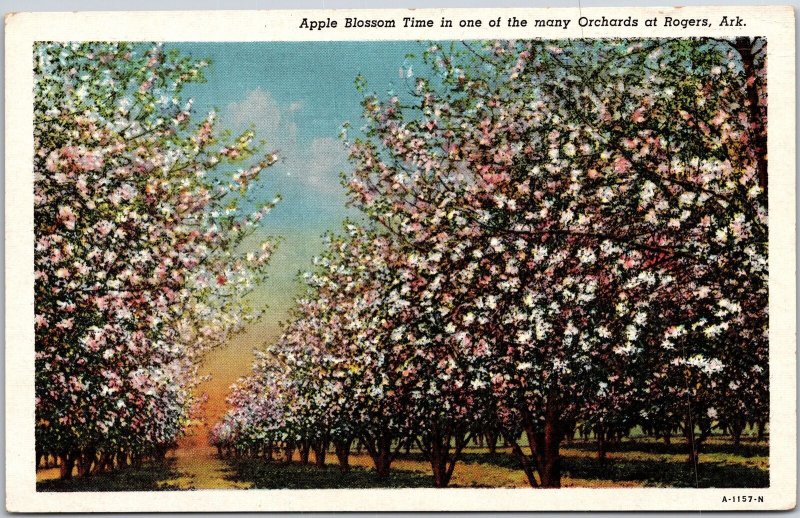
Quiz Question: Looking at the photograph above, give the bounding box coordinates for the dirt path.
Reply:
[165,445,251,489]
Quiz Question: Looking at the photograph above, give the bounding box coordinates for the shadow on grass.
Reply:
[562,456,768,488]
[225,459,432,489]
[36,459,186,492]
[459,452,768,488]
[566,439,769,458]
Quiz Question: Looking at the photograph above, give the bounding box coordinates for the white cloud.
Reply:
[304,137,348,193]
[222,89,348,197]
[224,88,282,139]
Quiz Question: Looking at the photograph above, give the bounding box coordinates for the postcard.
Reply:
[5,5,795,512]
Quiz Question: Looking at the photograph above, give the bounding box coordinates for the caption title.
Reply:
[298,14,746,31]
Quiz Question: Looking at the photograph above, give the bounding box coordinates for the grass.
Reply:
[567,437,769,458]
[35,437,769,490]
[36,459,187,492]
[225,437,768,489]
[226,459,432,489]
[562,455,768,488]
[458,452,768,488]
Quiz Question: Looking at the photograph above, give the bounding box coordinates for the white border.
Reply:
[5,5,796,512]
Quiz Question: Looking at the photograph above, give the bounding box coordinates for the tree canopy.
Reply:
[35,42,279,478]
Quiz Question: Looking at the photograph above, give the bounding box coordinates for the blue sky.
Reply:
[175,41,424,230]
[170,41,431,413]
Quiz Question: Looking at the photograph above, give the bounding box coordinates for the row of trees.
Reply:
[35,43,278,479]
[213,38,768,488]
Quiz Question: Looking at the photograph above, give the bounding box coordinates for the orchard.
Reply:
[214,38,768,488]
[34,38,768,489]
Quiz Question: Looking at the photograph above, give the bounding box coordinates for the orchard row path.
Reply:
[165,443,252,489]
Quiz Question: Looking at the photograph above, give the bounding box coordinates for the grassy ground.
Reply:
[36,459,187,492]
[36,436,768,490]
[36,445,249,491]
[227,460,432,489]
[225,437,768,489]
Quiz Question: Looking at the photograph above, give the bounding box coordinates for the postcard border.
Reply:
[5,5,796,512]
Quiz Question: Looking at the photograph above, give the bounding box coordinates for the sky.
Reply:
[170,41,430,433]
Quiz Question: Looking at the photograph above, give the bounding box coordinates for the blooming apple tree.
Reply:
[215,223,487,486]
[344,38,767,486]
[35,42,279,478]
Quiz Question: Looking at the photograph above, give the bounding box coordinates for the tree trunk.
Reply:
[486,430,498,454]
[597,426,608,464]
[374,441,392,478]
[313,438,329,468]
[420,427,468,488]
[687,427,709,466]
[562,419,577,444]
[76,449,95,478]
[334,438,352,473]
[539,399,562,488]
[299,440,311,465]
[265,441,273,461]
[505,430,539,488]
[687,440,699,466]
[430,446,449,487]
[92,451,111,475]
[284,441,295,464]
[730,418,745,448]
[154,445,167,462]
[757,420,766,441]
[374,450,391,478]
[59,452,75,480]
[76,454,88,478]
[363,431,394,479]
[104,452,115,472]
[116,450,128,469]
[734,37,768,197]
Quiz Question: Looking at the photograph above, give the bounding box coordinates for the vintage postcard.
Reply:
[5,5,796,512]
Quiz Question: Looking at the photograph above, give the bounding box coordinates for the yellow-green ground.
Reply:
[37,445,246,490]
[37,437,768,490]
